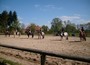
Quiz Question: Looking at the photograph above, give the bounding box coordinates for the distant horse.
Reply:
[35,26,45,39]
[37,30,42,39]
[36,31,45,39]
[17,31,21,37]
[41,31,45,39]
[13,30,21,38]
[60,32,68,40]
[79,27,86,41]
[5,31,10,37]
[25,30,34,38]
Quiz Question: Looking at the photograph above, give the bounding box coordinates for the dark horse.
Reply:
[25,30,34,38]
[79,27,86,41]
[5,31,10,37]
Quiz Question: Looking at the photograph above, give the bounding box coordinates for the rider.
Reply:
[60,27,64,40]
[79,27,86,41]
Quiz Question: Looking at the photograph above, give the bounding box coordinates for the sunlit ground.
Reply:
[0,35,90,57]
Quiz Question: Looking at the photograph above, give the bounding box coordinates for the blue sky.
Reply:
[0,0,90,28]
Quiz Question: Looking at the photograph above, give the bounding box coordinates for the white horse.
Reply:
[14,30,21,38]
[41,31,45,39]
[60,32,68,40]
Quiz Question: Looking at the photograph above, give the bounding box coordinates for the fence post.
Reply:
[41,54,46,65]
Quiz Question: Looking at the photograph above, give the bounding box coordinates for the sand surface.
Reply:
[0,35,90,65]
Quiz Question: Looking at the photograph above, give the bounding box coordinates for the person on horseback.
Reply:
[60,27,64,40]
[60,27,68,40]
[79,27,86,41]
[5,30,10,37]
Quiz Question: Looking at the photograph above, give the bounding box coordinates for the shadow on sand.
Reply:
[51,39,61,41]
[20,38,29,39]
[69,40,81,43]
[20,37,40,40]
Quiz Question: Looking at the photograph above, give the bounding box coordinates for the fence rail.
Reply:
[0,44,90,65]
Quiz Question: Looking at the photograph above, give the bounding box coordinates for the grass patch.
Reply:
[0,57,22,65]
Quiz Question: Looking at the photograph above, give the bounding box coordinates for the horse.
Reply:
[5,31,10,37]
[60,32,68,40]
[13,30,21,38]
[79,28,86,41]
[36,30,45,39]
[25,30,34,38]
[35,26,44,39]
[41,31,45,39]
[25,25,44,39]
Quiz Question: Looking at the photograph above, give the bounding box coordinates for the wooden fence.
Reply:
[0,44,90,65]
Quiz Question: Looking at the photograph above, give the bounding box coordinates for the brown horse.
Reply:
[25,25,44,39]
[25,30,34,38]
[35,26,42,39]
[5,31,10,37]
[35,26,45,39]
[79,27,86,41]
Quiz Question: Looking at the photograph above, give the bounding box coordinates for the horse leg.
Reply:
[42,35,44,39]
[9,33,10,37]
[80,36,82,41]
[83,35,86,41]
[83,37,86,41]
[32,33,34,38]
[28,34,29,38]
[40,35,41,39]
[60,36,63,41]
[66,36,68,40]
[38,33,40,39]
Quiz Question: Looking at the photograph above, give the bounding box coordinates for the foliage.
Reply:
[0,10,20,33]
[30,23,36,32]
[7,11,13,27]
[19,23,25,34]
[0,10,8,32]
[42,25,49,34]
[0,10,90,36]
[51,18,62,33]
[64,20,77,32]
[26,23,36,33]
[77,22,90,37]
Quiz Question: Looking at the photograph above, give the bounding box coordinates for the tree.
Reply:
[0,10,9,32]
[7,11,13,27]
[65,20,76,32]
[30,23,36,32]
[11,11,19,30]
[19,23,25,34]
[51,18,62,33]
[77,22,90,30]
[13,11,17,22]
[87,22,90,30]
[0,10,21,33]
[26,23,36,33]
[42,25,49,34]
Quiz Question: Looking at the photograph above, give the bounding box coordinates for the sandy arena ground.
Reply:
[0,35,90,65]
